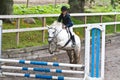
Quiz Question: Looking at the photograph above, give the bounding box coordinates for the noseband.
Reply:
[48,28,62,43]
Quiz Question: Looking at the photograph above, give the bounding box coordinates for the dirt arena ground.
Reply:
[105,34,120,80]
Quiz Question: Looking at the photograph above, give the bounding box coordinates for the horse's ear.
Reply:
[54,21,57,23]
[47,25,50,29]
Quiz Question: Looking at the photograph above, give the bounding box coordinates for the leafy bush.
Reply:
[13,4,69,14]
[86,5,120,12]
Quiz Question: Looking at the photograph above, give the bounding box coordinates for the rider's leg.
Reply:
[68,27,76,46]
[71,35,75,44]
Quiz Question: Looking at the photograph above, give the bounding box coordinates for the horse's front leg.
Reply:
[73,47,81,70]
[73,47,81,63]
[66,50,74,70]
[57,41,64,47]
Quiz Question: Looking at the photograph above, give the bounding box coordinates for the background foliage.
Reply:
[2,3,120,50]
[14,4,69,14]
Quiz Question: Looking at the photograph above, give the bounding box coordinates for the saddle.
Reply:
[61,29,75,48]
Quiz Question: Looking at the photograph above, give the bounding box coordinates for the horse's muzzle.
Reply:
[48,37,53,43]
[48,39,52,44]
[48,41,52,44]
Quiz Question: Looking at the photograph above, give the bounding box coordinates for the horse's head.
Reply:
[47,21,62,54]
[48,21,62,43]
[48,27,56,43]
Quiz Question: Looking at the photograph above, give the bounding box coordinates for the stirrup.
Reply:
[72,45,75,48]
[72,43,76,47]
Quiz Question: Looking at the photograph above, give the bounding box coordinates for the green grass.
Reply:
[2,18,50,50]
[2,4,120,50]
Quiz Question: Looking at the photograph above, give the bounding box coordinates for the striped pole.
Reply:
[0,66,84,74]
[2,72,83,80]
[0,59,84,68]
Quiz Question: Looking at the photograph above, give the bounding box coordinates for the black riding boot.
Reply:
[71,35,76,47]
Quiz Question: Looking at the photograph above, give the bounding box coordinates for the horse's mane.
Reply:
[50,21,62,28]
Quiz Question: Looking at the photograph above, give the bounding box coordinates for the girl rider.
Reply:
[58,6,76,47]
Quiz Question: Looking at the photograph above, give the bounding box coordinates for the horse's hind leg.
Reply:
[73,47,81,70]
[66,50,74,70]
[74,49,80,64]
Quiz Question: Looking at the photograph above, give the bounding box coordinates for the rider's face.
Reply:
[62,11,67,15]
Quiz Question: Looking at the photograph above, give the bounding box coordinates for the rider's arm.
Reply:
[58,14,62,22]
[65,14,73,28]
[62,24,65,29]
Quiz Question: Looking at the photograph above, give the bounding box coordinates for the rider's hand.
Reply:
[62,26,64,29]
[65,26,67,29]
[62,26,66,29]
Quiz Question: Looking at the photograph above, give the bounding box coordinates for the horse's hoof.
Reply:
[70,67,73,70]
[50,52,53,54]
[48,49,54,54]
[49,51,54,54]
[75,68,77,70]
[80,66,85,70]
[70,67,77,70]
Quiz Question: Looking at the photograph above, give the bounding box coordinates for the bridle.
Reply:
[48,27,71,49]
[48,27,62,43]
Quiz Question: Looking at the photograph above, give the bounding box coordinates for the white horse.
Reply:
[48,21,81,69]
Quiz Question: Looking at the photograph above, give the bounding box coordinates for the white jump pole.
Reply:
[0,65,84,74]
[0,59,84,68]
[2,72,83,80]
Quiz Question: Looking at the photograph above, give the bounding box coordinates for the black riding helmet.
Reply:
[61,6,68,12]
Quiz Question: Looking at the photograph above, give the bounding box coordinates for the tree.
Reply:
[111,0,120,9]
[68,0,85,13]
[90,0,95,7]
[26,0,29,8]
[0,0,13,22]
[111,0,115,8]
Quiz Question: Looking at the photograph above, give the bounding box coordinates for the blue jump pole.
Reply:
[91,28,101,78]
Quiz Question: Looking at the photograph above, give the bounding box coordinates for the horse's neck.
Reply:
[56,26,62,30]
[56,29,70,41]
